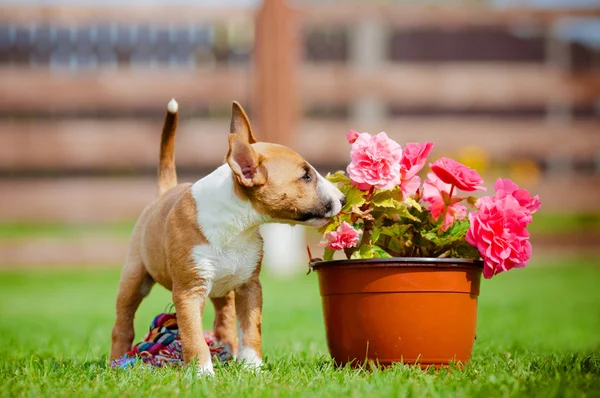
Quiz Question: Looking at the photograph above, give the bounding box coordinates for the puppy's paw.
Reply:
[237,347,262,372]
[196,358,215,377]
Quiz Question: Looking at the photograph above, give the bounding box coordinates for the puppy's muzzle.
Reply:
[324,196,346,217]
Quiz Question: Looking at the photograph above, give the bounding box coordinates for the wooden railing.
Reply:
[0,67,252,111]
[1,118,598,172]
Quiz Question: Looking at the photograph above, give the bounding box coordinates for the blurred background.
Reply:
[0,0,599,274]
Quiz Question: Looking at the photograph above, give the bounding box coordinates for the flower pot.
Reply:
[310,257,483,368]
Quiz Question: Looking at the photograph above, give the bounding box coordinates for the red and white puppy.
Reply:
[110,100,345,376]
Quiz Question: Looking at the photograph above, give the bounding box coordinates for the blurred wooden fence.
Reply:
[1,1,600,224]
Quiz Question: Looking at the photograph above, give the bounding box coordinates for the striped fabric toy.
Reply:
[112,313,233,368]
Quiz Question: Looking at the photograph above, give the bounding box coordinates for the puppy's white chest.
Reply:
[191,232,262,298]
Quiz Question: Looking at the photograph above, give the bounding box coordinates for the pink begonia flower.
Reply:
[401,142,435,180]
[399,142,434,197]
[422,173,467,231]
[325,221,363,250]
[493,178,541,217]
[466,180,541,279]
[347,132,403,191]
[346,130,360,144]
[430,157,486,192]
[400,176,422,198]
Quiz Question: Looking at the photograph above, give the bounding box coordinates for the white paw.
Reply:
[237,347,262,371]
[196,358,215,377]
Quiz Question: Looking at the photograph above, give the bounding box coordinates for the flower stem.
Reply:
[437,184,456,229]
[365,186,375,200]
[362,218,374,247]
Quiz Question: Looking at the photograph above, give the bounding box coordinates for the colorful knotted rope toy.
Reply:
[112,313,233,369]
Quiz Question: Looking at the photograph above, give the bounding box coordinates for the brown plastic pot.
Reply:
[310,257,483,368]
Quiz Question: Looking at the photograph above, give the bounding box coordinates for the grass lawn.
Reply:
[1,258,599,397]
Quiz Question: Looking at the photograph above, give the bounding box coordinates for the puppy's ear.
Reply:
[230,101,258,144]
[227,134,267,187]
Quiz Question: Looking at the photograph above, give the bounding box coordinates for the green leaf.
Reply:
[350,244,374,259]
[373,245,393,258]
[421,232,443,246]
[374,198,401,208]
[446,219,470,239]
[422,219,470,247]
[359,244,375,258]
[379,224,411,238]
[388,237,405,255]
[378,204,420,222]
[321,222,338,235]
[323,248,335,261]
[325,172,368,211]
[453,242,481,259]
[371,227,381,244]
[326,171,350,185]
[342,185,366,210]
[404,197,422,212]
[369,188,422,222]
[371,190,402,208]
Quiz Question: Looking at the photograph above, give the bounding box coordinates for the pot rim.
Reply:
[309,256,483,271]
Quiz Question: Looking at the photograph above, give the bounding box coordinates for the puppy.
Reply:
[110,100,345,375]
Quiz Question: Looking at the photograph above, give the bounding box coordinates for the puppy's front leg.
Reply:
[235,275,263,369]
[172,286,214,376]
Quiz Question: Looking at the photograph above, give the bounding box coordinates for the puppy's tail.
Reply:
[158,98,178,196]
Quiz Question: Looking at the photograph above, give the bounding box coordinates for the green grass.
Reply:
[0,222,135,241]
[1,259,600,397]
[527,213,600,234]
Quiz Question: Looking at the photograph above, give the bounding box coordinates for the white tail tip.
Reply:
[167,98,178,113]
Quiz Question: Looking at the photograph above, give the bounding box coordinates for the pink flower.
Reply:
[422,173,467,231]
[399,142,434,197]
[493,178,541,216]
[430,157,486,192]
[401,142,434,180]
[346,130,360,144]
[400,176,422,198]
[466,180,541,279]
[347,132,403,191]
[325,222,363,250]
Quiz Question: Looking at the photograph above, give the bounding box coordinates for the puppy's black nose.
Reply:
[340,196,347,207]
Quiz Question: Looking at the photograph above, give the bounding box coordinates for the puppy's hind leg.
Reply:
[110,253,155,361]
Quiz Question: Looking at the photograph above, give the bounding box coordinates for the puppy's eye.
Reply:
[300,169,312,182]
